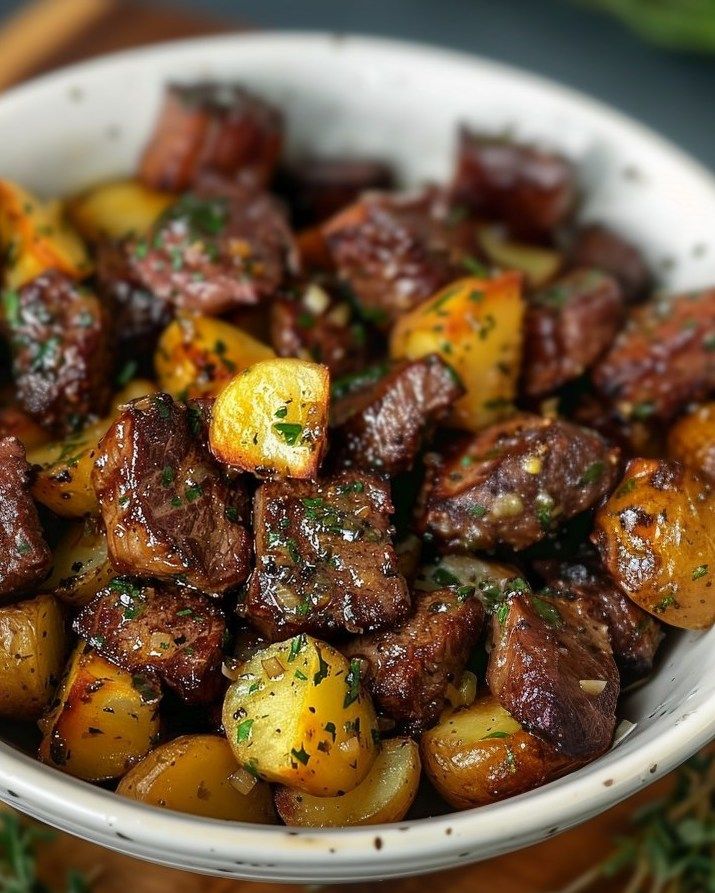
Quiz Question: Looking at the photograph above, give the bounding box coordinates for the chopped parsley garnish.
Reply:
[692,564,709,581]
[324,721,337,742]
[274,405,288,418]
[468,504,488,518]
[116,358,138,386]
[483,730,510,739]
[343,658,362,708]
[432,567,461,587]
[580,461,605,486]
[287,635,307,662]
[313,645,330,686]
[236,719,254,742]
[530,594,563,627]
[291,745,310,765]
[161,465,174,487]
[273,422,303,446]
[462,255,489,276]
[184,483,203,502]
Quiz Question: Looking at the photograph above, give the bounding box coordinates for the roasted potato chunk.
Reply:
[593,459,715,629]
[275,737,420,827]
[139,82,283,192]
[246,472,409,638]
[46,516,113,608]
[38,642,161,782]
[667,402,715,480]
[0,594,67,720]
[116,734,276,822]
[223,635,379,797]
[421,694,576,809]
[0,180,91,288]
[0,436,51,600]
[390,273,524,432]
[67,179,174,242]
[155,314,274,400]
[209,358,329,479]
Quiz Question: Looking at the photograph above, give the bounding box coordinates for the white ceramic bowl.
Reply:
[1,32,715,884]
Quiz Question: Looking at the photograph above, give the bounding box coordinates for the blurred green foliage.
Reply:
[585,0,715,51]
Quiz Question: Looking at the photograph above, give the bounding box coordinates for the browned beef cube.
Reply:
[92,393,251,594]
[95,240,173,365]
[534,554,664,683]
[451,127,577,239]
[344,588,484,734]
[322,188,476,325]
[270,283,367,377]
[0,436,51,599]
[418,414,619,552]
[74,581,225,703]
[523,269,623,397]
[130,177,298,316]
[331,355,464,475]
[139,82,282,192]
[3,270,112,434]
[592,288,715,423]
[278,156,394,226]
[487,587,619,759]
[569,223,652,303]
[245,471,410,638]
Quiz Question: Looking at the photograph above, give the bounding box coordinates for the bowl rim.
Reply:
[1,30,715,882]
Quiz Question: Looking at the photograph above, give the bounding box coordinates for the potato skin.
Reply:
[155,314,274,400]
[223,635,379,797]
[667,402,715,481]
[209,358,329,479]
[117,735,276,823]
[274,737,420,828]
[421,694,577,809]
[390,273,524,432]
[39,643,161,781]
[593,459,715,629]
[0,594,67,721]
[46,516,113,608]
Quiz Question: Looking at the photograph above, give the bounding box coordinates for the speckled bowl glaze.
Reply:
[0,32,714,883]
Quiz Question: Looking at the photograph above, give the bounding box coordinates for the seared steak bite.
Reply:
[270,283,367,377]
[245,471,410,638]
[568,223,651,303]
[450,127,577,239]
[523,269,623,397]
[344,587,484,734]
[592,288,715,423]
[3,270,112,434]
[130,177,298,316]
[278,156,394,227]
[322,187,476,325]
[74,581,225,704]
[534,553,664,683]
[487,587,619,759]
[331,355,464,475]
[0,436,51,599]
[92,393,251,594]
[418,414,619,552]
[139,82,282,192]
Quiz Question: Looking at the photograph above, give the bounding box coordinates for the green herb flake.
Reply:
[580,461,605,486]
[483,730,510,740]
[161,465,174,487]
[692,564,709,581]
[468,504,488,518]
[236,719,254,743]
[324,721,337,742]
[290,745,310,766]
[274,405,288,418]
[184,483,203,502]
[530,594,563,627]
[313,645,330,686]
[287,634,307,662]
[432,567,461,587]
[343,658,362,708]
[273,422,303,446]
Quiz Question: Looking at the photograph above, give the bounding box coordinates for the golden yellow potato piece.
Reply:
[39,642,161,782]
[223,635,379,797]
[477,225,562,288]
[117,734,276,823]
[67,179,174,242]
[46,516,113,608]
[155,315,274,400]
[390,273,524,432]
[274,737,420,827]
[668,402,715,481]
[210,358,329,479]
[593,458,715,629]
[28,378,158,517]
[0,180,91,288]
[421,694,576,809]
[0,594,67,721]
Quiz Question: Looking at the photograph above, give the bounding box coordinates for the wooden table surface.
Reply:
[0,2,681,890]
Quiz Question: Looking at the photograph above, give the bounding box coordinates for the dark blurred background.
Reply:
[1,0,715,169]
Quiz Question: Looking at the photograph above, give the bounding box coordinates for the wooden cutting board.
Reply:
[0,2,674,890]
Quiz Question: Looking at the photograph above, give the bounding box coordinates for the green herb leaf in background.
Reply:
[583,0,715,53]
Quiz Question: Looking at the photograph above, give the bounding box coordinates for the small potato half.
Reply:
[223,635,378,797]
[155,315,275,400]
[593,459,715,629]
[275,737,420,828]
[210,358,329,479]
[668,402,715,481]
[39,642,161,782]
[46,516,113,608]
[421,694,575,809]
[0,594,67,721]
[67,179,174,242]
[390,273,524,432]
[117,734,276,823]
